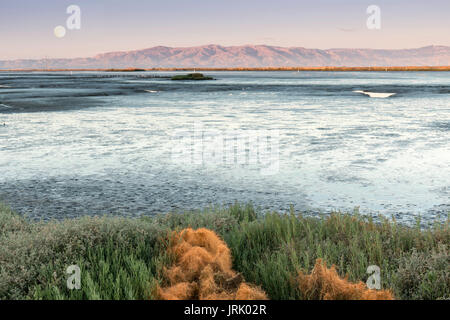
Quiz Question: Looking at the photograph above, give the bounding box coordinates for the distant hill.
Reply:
[1,44,450,69]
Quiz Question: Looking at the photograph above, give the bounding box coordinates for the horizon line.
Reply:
[1,66,450,72]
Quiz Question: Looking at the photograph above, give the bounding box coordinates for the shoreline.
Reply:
[1,66,450,72]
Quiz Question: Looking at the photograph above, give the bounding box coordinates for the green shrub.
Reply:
[0,203,30,237]
[223,212,449,300]
[171,73,214,80]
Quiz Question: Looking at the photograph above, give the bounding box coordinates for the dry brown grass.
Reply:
[157,228,267,300]
[297,259,394,300]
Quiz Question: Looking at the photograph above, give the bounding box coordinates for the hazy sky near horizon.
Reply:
[0,0,449,59]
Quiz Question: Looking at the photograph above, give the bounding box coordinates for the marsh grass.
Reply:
[0,203,448,300]
[171,73,214,80]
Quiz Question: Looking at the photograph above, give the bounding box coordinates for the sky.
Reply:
[0,0,449,60]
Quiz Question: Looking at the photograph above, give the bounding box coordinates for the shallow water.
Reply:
[0,71,449,223]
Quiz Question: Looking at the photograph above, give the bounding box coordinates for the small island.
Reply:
[171,73,214,81]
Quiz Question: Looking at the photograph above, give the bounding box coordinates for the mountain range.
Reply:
[1,44,450,69]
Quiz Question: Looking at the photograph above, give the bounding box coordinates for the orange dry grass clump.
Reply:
[297,259,394,300]
[157,228,267,300]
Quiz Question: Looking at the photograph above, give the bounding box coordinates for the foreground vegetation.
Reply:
[0,203,448,300]
[171,73,214,80]
[2,66,450,72]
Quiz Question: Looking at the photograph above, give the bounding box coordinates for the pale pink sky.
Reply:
[0,0,449,60]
